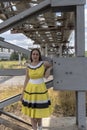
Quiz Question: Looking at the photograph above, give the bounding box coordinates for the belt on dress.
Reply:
[29,78,44,84]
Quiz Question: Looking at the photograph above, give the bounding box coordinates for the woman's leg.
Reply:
[37,118,42,130]
[37,118,42,127]
[31,118,37,130]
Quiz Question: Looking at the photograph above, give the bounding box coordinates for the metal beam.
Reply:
[0,0,22,1]
[0,37,4,41]
[0,111,32,127]
[0,117,29,130]
[0,69,26,76]
[51,0,86,7]
[75,5,86,130]
[51,0,86,12]
[0,40,30,55]
[75,6,85,56]
[46,80,53,89]
[0,94,21,109]
[0,0,51,33]
[21,26,73,32]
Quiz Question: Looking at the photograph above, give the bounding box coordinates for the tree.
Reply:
[10,52,28,61]
[10,51,19,60]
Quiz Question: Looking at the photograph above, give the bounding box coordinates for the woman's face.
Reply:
[31,50,39,62]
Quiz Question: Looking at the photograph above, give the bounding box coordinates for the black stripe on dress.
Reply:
[22,100,51,108]
[24,90,48,95]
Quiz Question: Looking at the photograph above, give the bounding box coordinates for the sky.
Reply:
[0,31,34,49]
[0,2,87,50]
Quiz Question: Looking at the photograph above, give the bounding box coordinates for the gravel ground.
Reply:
[0,76,25,88]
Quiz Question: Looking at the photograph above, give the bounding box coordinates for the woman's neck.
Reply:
[31,61,40,66]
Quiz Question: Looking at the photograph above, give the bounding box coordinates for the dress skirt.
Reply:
[22,79,51,118]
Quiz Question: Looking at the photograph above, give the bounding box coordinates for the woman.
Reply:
[21,48,52,130]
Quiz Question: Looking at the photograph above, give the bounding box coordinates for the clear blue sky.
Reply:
[0,3,87,50]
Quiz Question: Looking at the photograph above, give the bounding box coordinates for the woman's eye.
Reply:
[33,53,39,56]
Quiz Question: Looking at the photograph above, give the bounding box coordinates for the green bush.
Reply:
[10,52,19,60]
[10,52,28,61]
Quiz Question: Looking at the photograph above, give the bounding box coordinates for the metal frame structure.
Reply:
[0,0,86,130]
[0,0,75,56]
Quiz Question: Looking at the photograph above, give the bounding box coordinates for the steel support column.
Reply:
[75,5,86,130]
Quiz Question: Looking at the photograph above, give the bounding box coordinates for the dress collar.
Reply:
[28,61,43,69]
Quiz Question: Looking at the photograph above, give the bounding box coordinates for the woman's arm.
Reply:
[44,61,53,79]
[20,68,30,100]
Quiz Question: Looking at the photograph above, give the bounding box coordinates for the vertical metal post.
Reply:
[1,47,3,52]
[75,5,86,130]
[59,44,63,57]
[41,46,45,56]
[45,43,48,57]
[18,53,22,65]
[8,49,10,53]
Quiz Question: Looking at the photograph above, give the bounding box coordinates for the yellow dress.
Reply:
[22,61,51,118]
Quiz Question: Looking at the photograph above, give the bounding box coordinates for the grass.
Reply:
[0,86,22,101]
[0,60,26,69]
[0,85,23,119]
[85,51,87,57]
[48,89,76,116]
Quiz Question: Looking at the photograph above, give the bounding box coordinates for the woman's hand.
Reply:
[20,68,29,102]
